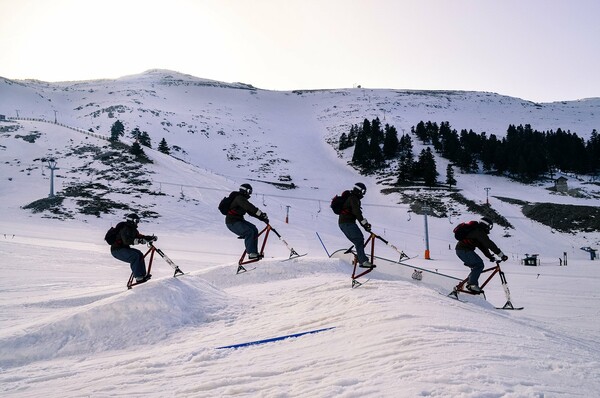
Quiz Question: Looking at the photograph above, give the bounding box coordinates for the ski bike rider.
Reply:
[338,182,375,269]
[224,183,269,260]
[110,213,157,283]
[455,216,508,293]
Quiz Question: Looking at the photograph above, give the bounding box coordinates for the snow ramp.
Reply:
[0,275,235,369]
[330,248,463,294]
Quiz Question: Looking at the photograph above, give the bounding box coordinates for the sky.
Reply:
[1,0,600,103]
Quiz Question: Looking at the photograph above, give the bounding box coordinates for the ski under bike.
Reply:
[348,231,411,288]
[449,260,523,310]
[127,242,184,289]
[236,224,305,274]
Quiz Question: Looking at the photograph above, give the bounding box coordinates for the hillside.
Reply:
[1,70,599,238]
[1,71,600,397]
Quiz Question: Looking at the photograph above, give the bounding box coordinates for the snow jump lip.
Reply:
[330,248,462,293]
[215,327,336,350]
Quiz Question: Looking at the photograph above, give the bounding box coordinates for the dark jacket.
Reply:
[225,193,261,224]
[111,221,142,249]
[455,223,502,260]
[338,193,366,224]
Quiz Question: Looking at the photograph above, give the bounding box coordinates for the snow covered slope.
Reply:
[0,71,599,397]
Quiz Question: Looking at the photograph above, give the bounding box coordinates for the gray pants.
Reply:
[456,249,484,285]
[111,246,146,278]
[227,220,259,254]
[339,222,368,264]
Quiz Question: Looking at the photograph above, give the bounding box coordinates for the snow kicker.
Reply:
[330,248,462,294]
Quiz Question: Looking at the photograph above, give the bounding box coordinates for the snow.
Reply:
[1,71,599,397]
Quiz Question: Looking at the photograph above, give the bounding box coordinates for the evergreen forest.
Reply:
[340,118,600,185]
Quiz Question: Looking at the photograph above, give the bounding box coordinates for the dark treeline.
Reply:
[109,120,171,159]
[340,118,438,186]
[339,118,600,186]
[413,121,600,181]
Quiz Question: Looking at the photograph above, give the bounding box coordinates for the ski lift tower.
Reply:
[423,205,431,259]
[47,158,60,197]
[484,187,491,205]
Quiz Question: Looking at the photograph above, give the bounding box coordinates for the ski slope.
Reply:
[1,235,599,397]
[1,73,600,397]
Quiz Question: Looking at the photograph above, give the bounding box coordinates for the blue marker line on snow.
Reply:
[316,232,330,257]
[216,327,336,350]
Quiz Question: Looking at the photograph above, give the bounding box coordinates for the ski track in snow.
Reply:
[1,250,599,397]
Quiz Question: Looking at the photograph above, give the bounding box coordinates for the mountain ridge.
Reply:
[1,69,598,243]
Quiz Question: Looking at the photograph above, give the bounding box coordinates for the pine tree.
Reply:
[130,127,142,141]
[110,120,125,142]
[139,131,152,148]
[366,120,384,170]
[440,124,461,162]
[457,146,475,173]
[416,147,438,186]
[382,124,399,159]
[130,141,145,157]
[348,124,358,146]
[414,121,427,142]
[481,134,499,172]
[158,138,170,154]
[371,118,383,142]
[446,164,457,187]
[352,128,369,168]
[425,121,439,147]
[339,132,349,150]
[587,129,600,177]
[397,134,415,185]
[361,119,371,140]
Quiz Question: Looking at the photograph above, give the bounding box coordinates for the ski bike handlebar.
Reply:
[344,231,411,263]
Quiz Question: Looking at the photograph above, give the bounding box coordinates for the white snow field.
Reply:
[1,71,599,397]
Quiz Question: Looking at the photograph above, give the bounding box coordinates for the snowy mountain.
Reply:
[1,70,599,397]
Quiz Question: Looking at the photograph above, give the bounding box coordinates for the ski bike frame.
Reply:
[449,260,523,310]
[127,242,184,289]
[237,224,302,274]
[349,232,410,288]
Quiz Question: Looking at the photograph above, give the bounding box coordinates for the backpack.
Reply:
[453,221,477,241]
[218,192,239,215]
[330,190,351,215]
[104,222,124,245]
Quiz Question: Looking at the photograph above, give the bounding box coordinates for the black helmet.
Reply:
[352,182,367,198]
[239,183,253,197]
[480,217,493,232]
[125,213,140,225]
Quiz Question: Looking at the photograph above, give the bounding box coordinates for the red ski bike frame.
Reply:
[349,232,409,288]
[449,260,522,310]
[236,224,302,274]
[127,243,184,289]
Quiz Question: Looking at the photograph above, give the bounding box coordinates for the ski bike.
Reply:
[236,224,305,274]
[344,231,411,288]
[449,260,523,310]
[127,242,184,289]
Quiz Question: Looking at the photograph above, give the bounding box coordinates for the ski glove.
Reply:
[145,235,158,242]
[360,219,372,232]
[256,210,269,224]
[499,252,508,262]
[134,238,147,245]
